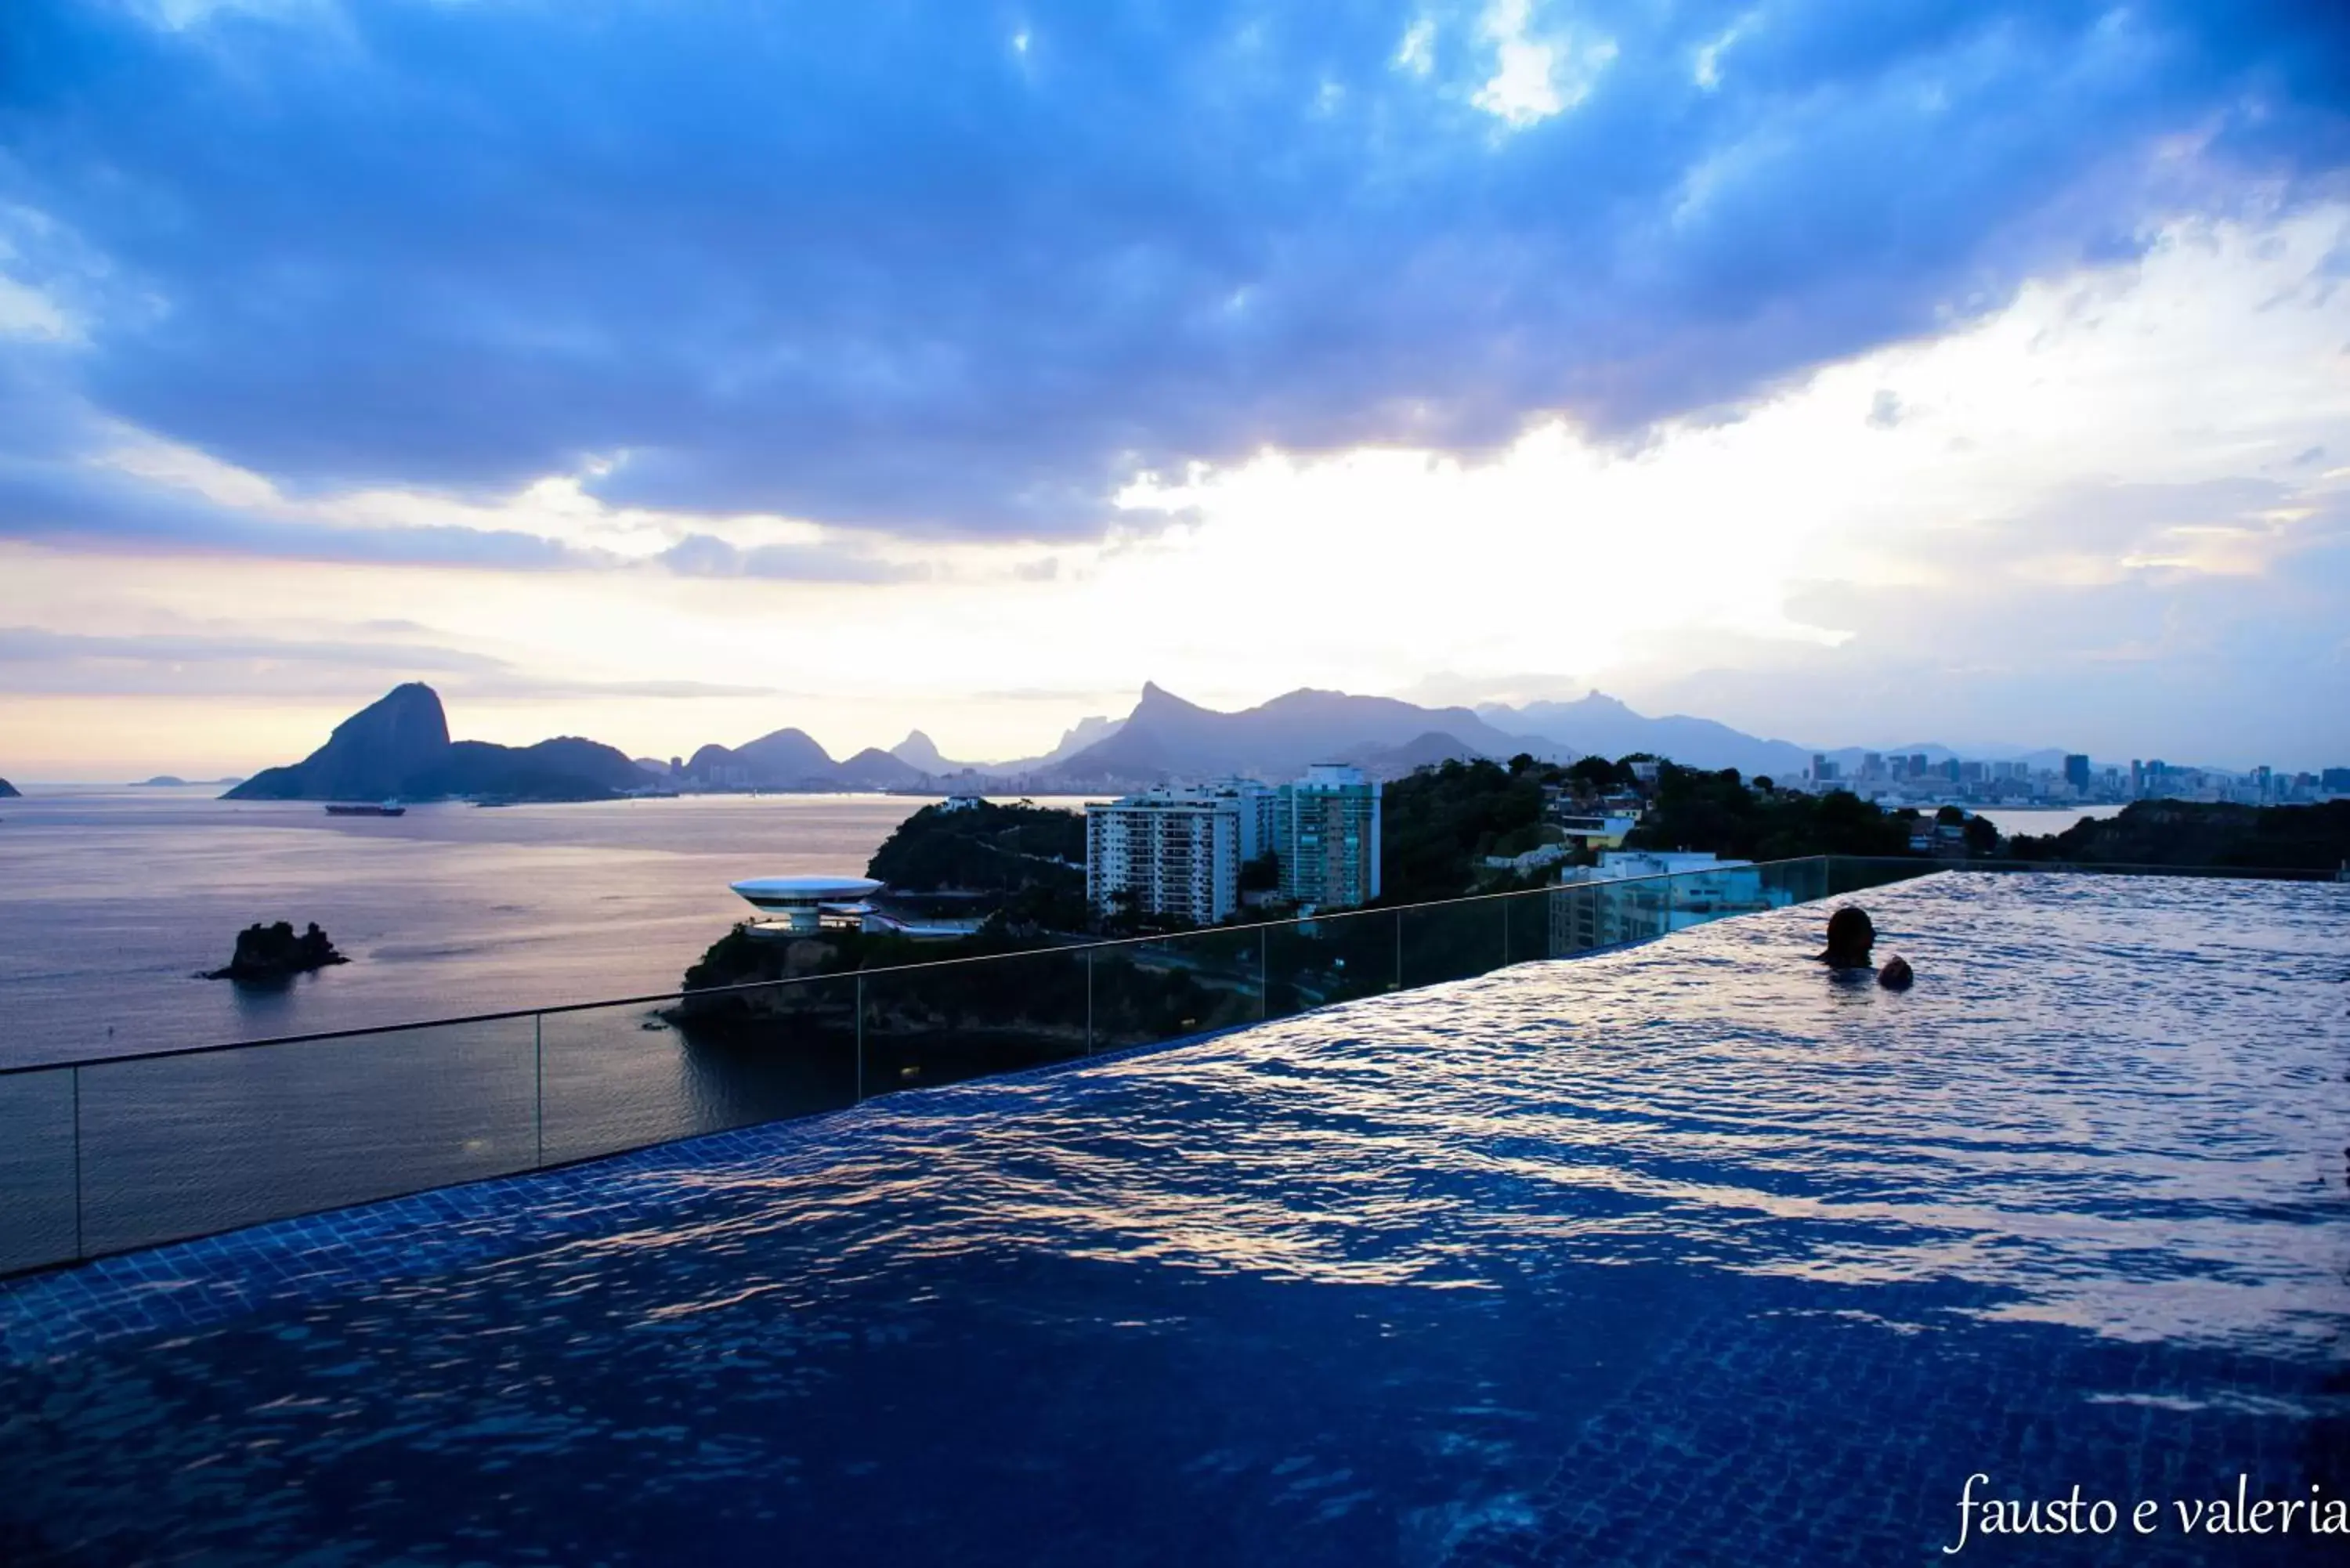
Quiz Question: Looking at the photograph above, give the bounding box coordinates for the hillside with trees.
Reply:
[2005,800,2350,870]
[1377,754,1957,903]
[1623,763,1978,860]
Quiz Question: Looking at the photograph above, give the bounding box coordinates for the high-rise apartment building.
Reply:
[2063,754,2092,793]
[1085,789,1242,926]
[1275,764,1383,910]
[1202,777,1278,862]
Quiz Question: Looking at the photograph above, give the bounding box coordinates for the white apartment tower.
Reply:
[1275,764,1383,910]
[1085,790,1242,925]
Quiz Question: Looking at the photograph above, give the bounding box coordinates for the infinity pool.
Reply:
[2,873,2344,1565]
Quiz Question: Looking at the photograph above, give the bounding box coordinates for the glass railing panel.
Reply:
[1264,906,1397,1019]
[1541,883,1605,958]
[1400,896,1509,989]
[858,948,1088,1101]
[1827,854,1938,898]
[0,1065,78,1274]
[1648,862,1801,938]
[1754,856,1831,909]
[551,977,859,1163]
[1088,928,1263,1054]
[1614,875,1676,946]
[1501,886,1553,966]
[77,1017,537,1257]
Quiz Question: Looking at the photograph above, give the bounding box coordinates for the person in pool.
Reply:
[1814,905,1913,988]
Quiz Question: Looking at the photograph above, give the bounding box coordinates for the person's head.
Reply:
[1819,905,1875,968]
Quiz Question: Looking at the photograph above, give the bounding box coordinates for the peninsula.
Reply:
[2005,800,2350,870]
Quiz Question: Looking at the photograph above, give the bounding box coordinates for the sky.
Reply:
[2,0,2348,779]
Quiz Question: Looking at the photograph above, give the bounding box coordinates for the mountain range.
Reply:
[217,680,2100,804]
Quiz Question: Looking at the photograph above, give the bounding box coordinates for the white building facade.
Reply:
[1085,789,1243,925]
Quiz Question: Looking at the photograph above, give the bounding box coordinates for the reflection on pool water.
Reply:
[1,873,2345,1566]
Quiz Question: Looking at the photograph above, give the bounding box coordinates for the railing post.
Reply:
[533,1013,544,1169]
[1393,909,1402,991]
[1258,926,1268,1021]
[1502,895,1511,966]
[855,973,865,1102]
[1086,947,1094,1053]
[71,1063,84,1262]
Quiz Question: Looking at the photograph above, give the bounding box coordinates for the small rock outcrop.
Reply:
[0,776,19,798]
[204,921,349,982]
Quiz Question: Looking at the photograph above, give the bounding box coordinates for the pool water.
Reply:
[2,873,2345,1565]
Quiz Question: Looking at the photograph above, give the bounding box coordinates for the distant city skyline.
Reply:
[2,3,2346,776]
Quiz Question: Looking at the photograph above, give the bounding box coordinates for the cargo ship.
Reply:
[324,801,407,817]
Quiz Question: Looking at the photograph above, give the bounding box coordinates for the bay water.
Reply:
[0,786,1089,1068]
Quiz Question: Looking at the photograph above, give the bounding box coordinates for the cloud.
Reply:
[1603,483,2350,768]
[0,1,2343,538]
[0,456,590,568]
[0,437,927,579]
[0,623,790,701]
[1390,668,1589,709]
[0,625,505,671]
[655,532,927,583]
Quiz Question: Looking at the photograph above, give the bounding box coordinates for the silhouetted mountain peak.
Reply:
[1049,685,1554,783]
[225,683,640,802]
[226,681,453,800]
[732,726,835,778]
[831,746,926,786]
[1133,681,1209,717]
[1483,692,1816,776]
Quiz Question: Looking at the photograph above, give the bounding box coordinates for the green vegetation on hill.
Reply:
[866,799,1084,891]
[2005,800,2350,870]
[1376,754,1955,904]
[1625,764,1965,859]
[1379,756,1561,903]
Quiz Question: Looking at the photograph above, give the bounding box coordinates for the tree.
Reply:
[1964,815,2000,855]
[1566,756,1627,795]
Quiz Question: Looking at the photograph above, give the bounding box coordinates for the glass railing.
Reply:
[0,854,1939,1277]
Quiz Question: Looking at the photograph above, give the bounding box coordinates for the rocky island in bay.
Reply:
[204,921,351,983]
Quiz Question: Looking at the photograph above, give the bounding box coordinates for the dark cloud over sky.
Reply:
[2,0,2347,544]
